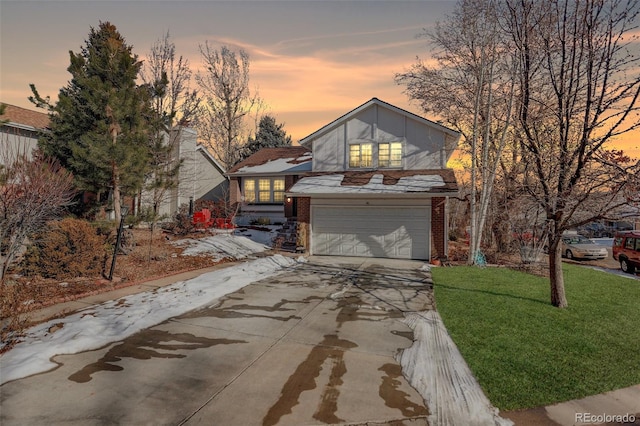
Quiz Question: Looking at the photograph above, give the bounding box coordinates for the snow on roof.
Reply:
[237,153,312,174]
[288,173,446,195]
[227,147,312,176]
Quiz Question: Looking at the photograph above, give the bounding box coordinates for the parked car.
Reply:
[612,230,640,274]
[561,234,608,260]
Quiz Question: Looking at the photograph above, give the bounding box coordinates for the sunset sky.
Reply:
[1,0,638,158]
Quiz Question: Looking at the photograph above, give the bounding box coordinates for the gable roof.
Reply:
[0,103,50,131]
[286,169,458,198]
[298,97,460,149]
[227,146,312,176]
[196,144,226,174]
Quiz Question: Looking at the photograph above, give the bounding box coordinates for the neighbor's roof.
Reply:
[0,103,50,130]
[196,144,226,173]
[226,146,312,176]
[286,169,458,197]
[298,97,460,148]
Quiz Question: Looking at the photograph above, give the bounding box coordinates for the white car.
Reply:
[561,235,608,260]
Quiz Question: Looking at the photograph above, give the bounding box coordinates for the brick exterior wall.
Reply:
[229,178,240,205]
[297,197,311,250]
[431,197,447,259]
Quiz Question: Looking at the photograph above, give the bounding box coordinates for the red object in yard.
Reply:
[192,208,213,229]
[192,208,234,230]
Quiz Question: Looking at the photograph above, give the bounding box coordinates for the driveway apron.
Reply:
[0,256,434,425]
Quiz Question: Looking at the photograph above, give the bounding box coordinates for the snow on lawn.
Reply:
[398,311,513,426]
[0,255,299,385]
[173,232,273,261]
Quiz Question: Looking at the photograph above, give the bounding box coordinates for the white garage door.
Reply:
[311,204,430,260]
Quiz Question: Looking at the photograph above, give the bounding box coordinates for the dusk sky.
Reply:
[1,0,638,157]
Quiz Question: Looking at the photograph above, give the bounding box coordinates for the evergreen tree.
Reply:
[241,114,292,161]
[32,22,151,222]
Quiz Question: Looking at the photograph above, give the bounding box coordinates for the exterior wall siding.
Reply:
[310,104,448,172]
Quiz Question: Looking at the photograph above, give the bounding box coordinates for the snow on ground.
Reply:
[398,311,513,426]
[172,231,274,261]
[0,255,299,384]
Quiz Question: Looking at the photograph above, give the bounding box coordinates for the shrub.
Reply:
[21,218,108,279]
[0,280,29,352]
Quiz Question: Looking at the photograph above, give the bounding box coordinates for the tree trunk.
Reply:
[113,163,121,224]
[548,236,568,308]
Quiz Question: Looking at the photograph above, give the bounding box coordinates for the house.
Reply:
[0,103,227,218]
[226,146,312,225]
[228,98,460,260]
[138,126,228,219]
[0,103,50,164]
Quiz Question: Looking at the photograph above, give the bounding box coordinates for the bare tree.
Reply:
[194,44,261,170]
[396,0,517,265]
[0,135,75,283]
[140,31,200,243]
[506,0,640,307]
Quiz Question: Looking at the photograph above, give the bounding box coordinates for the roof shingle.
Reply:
[1,103,50,130]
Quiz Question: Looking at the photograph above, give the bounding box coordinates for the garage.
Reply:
[311,201,431,260]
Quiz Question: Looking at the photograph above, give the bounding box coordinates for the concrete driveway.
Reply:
[1,256,434,425]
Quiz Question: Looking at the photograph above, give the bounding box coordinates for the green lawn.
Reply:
[431,263,640,410]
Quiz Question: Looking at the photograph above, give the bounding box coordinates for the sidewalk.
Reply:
[503,385,640,425]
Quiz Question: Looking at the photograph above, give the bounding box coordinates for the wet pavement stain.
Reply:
[68,330,245,383]
[262,334,358,426]
[178,296,322,322]
[333,295,402,329]
[378,363,429,417]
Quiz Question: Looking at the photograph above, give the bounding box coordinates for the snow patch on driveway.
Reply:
[398,311,513,426]
[0,255,297,385]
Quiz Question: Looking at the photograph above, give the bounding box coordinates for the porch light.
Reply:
[286,197,292,203]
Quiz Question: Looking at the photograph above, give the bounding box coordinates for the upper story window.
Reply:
[244,177,285,204]
[378,142,402,168]
[349,143,373,168]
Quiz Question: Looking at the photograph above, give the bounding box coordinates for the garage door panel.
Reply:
[311,205,430,260]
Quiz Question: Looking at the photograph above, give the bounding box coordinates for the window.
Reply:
[273,178,285,202]
[349,143,373,168]
[243,178,285,204]
[258,179,271,203]
[625,237,635,250]
[243,179,256,203]
[378,142,402,168]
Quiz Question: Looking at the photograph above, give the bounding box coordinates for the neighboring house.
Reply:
[138,126,228,219]
[0,103,227,218]
[229,98,461,260]
[227,146,312,225]
[0,103,50,164]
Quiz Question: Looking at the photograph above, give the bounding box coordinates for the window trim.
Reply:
[378,141,403,168]
[243,177,286,204]
[348,143,373,168]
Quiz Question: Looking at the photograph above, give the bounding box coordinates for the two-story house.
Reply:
[229,98,460,260]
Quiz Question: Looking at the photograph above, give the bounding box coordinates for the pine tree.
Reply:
[241,114,292,161]
[33,22,152,222]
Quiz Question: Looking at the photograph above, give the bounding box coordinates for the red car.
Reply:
[612,231,640,274]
